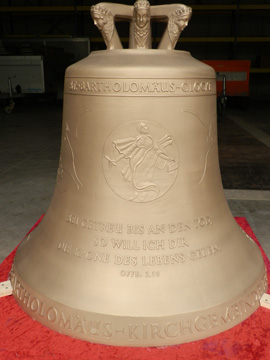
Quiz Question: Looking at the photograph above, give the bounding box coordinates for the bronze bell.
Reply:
[10,1,267,347]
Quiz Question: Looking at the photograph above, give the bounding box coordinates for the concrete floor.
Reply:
[0,98,269,263]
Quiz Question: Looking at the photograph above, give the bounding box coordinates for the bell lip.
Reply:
[10,259,266,316]
[10,262,267,347]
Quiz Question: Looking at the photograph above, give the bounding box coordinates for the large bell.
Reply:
[10,1,267,347]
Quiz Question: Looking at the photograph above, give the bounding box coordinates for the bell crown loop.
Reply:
[90,1,192,50]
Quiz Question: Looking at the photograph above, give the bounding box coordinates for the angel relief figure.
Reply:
[105,122,178,202]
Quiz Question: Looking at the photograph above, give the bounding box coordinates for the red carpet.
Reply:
[0,217,269,360]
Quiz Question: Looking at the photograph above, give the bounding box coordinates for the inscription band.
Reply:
[65,78,216,97]
[10,264,267,346]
